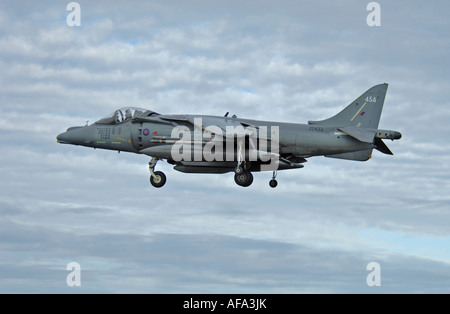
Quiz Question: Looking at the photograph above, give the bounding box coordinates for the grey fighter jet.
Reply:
[57,83,401,188]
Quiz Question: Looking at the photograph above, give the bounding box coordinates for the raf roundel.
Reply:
[143,128,150,136]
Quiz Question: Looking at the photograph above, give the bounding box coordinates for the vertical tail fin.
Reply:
[308,83,388,128]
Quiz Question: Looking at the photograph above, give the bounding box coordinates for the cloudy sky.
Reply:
[1,0,450,293]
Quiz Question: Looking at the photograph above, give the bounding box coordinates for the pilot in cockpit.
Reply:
[95,107,151,125]
[125,109,132,120]
[115,110,123,123]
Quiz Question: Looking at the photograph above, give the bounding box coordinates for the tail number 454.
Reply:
[365,96,377,103]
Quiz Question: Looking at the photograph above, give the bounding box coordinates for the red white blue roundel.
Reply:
[143,128,150,136]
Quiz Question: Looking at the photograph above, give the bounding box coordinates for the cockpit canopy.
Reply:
[95,107,159,124]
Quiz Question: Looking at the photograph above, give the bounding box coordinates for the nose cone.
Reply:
[56,126,86,145]
[56,131,69,143]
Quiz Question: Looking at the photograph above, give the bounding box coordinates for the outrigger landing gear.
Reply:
[149,157,166,188]
[269,171,278,188]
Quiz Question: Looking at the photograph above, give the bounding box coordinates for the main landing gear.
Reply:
[233,163,279,188]
[149,157,166,188]
[234,170,253,187]
[234,160,253,187]
[147,157,279,189]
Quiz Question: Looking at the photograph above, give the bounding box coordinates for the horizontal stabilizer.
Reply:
[338,127,376,143]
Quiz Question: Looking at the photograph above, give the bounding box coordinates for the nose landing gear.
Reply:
[149,157,166,188]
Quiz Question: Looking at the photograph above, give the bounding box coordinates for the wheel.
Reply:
[150,171,166,188]
[234,171,253,187]
[269,179,278,188]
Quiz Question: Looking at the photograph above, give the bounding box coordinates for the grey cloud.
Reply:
[1,219,449,293]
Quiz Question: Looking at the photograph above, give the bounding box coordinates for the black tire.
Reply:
[234,171,253,187]
[269,179,278,188]
[150,171,166,188]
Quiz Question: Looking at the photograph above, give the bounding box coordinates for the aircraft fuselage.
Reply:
[57,84,402,187]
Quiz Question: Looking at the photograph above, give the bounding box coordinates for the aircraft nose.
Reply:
[56,126,86,145]
[56,131,70,143]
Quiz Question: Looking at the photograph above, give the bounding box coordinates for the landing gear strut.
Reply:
[269,171,278,188]
[149,157,166,188]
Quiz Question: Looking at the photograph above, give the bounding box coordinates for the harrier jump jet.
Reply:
[56,83,401,188]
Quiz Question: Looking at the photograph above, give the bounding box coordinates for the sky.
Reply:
[0,0,450,293]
